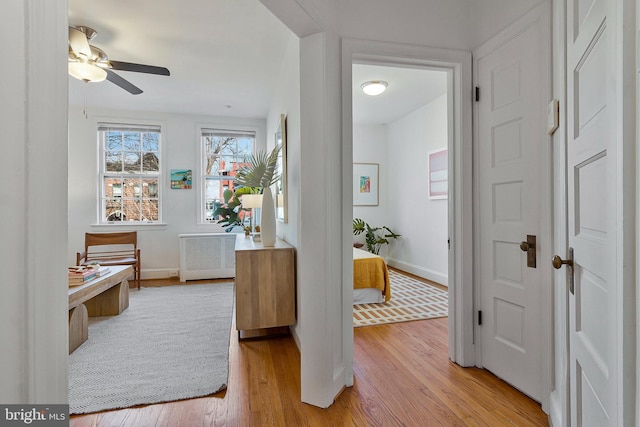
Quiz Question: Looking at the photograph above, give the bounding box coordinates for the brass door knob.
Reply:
[552,255,572,269]
[552,247,575,294]
[520,241,530,251]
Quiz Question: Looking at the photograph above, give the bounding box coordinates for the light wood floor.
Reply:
[70,278,548,427]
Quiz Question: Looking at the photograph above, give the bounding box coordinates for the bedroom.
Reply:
[351,63,449,311]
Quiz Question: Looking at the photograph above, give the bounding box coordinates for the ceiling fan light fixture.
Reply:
[68,62,107,82]
[361,80,388,96]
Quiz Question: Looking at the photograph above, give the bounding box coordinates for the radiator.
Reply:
[178,233,236,282]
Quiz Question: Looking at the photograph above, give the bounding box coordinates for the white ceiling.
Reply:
[68,0,294,118]
[69,0,448,123]
[352,64,448,126]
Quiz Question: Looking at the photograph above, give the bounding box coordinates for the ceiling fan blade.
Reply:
[110,61,170,76]
[106,69,143,95]
[68,27,92,59]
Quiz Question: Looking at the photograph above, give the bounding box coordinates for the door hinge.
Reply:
[448,238,450,250]
[478,310,483,325]
[475,86,480,102]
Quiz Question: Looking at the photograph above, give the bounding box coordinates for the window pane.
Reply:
[237,138,252,156]
[105,178,123,197]
[123,199,141,221]
[143,178,159,198]
[142,132,159,151]
[106,132,122,150]
[142,199,158,221]
[123,152,141,173]
[123,132,141,150]
[106,152,123,172]
[105,199,124,221]
[142,152,159,173]
[124,178,141,198]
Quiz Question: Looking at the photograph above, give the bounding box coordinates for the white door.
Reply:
[475,6,549,402]
[565,0,619,424]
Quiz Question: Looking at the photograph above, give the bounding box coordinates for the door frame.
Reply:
[472,2,553,412]
[341,38,474,366]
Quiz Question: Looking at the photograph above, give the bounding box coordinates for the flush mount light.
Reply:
[361,80,388,96]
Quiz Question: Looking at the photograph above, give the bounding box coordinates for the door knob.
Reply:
[520,235,536,268]
[552,255,572,269]
[552,247,574,294]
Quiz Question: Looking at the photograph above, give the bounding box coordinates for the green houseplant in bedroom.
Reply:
[235,144,281,246]
[353,218,401,255]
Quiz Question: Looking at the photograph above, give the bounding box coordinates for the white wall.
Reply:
[68,108,266,277]
[264,34,303,343]
[352,97,449,285]
[469,0,542,49]
[386,94,449,284]
[352,124,388,235]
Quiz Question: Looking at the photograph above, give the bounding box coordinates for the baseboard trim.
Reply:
[140,268,180,280]
[386,258,448,286]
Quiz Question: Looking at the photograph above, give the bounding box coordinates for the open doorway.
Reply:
[351,63,450,326]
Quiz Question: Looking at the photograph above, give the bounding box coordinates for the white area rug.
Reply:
[69,283,234,414]
[353,270,448,327]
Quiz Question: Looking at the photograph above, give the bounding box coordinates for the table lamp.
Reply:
[241,194,263,234]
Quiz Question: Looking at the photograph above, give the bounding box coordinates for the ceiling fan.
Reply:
[68,25,170,95]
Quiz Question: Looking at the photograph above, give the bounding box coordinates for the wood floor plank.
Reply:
[70,279,549,426]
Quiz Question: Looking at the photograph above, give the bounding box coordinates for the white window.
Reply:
[98,123,161,223]
[200,129,254,223]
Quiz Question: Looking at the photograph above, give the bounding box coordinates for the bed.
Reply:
[353,247,391,304]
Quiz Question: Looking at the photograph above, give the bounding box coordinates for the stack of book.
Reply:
[68,266,98,286]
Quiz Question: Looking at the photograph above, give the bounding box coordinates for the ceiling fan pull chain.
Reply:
[83,82,88,119]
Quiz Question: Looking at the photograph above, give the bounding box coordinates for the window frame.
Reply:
[197,124,260,227]
[97,122,163,225]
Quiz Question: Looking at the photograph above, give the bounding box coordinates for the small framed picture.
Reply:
[428,149,448,199]
[170,169,192,189]
[353,163,379,206]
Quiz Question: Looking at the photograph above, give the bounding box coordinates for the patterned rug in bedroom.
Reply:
[353,270,448,327]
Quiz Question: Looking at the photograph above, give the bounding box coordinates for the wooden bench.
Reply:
[68,265,133,353]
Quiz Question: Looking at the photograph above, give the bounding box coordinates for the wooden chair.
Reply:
[76,232,141,289]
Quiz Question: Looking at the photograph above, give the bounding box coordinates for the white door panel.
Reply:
[566,0,617,423]
[476,8,548,402]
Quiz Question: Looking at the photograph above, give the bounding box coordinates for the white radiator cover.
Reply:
[178,233,236,282]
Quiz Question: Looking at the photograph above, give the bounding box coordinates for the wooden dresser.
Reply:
[234,235,295,339]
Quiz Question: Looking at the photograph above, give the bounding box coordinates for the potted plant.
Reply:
[352,218,401,255]
[235,144,281,246]
[212,187,254,233]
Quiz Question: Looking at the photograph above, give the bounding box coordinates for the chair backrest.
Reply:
[84,232,138,262]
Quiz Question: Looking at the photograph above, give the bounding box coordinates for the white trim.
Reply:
[472,1,552,412]
[342,38,474,366]
[549,0,569,424]
[91,116,167,225]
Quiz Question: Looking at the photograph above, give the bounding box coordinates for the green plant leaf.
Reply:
[236,144,281,188]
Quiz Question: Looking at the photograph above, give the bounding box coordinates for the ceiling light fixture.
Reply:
[68,62,107,83]
[361,80,388,96]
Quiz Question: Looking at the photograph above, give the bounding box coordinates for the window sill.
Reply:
[91,223,168,230]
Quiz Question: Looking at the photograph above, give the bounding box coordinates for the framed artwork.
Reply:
[170,169,192,189]
[428,148,448,199]
[275,114,288,223]
[353,163,379,206]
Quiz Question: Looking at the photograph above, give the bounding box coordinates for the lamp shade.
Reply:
[241,194,263,209]
[361,80,388,96]
[68,62,107,82]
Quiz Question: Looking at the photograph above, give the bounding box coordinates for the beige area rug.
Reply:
[353,270,448,327]
[69,282,234,414]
